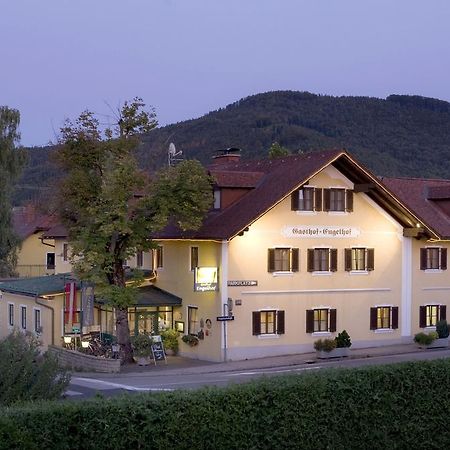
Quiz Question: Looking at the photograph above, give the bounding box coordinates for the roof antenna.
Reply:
[168,142,183,167]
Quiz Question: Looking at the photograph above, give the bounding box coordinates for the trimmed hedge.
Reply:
[2,359,450,449]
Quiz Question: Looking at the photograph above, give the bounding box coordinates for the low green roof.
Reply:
[0,274,79,297]
[135,285,182,306]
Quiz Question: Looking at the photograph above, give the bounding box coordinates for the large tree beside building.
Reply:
[55,98,212,362]
[0,107,26,277]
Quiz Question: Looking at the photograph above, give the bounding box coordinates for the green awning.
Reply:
[135,285,182,307]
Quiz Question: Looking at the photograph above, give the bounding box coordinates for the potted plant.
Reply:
[314,338,337,359]
[414,331,438,348]
[334,330,352,357]
[160,328,179,355]
[131,333,153,365]
[182,334,199,347]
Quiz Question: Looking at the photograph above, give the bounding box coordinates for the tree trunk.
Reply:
[116,306,134,364]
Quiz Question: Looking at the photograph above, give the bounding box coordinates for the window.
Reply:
[153,246,163,269]
[291,187,322,212]
[323,188,353,212]
[420,304,446,328]
[136,250,143,268]
[21,306,27,330]
[307,248,337,272]
[252,310,285,335]
[46,252,55,270]
[345,248,374,271]
[213,189,221,209]
[187,306,198,335]
[370,306,398,330]
[306,308,336,333]
[190,246,199,271]
[268,248,299,272]
[420,247,447,270]
[62,243,69,262]
[8,304,14,327]
[34,309,41,333]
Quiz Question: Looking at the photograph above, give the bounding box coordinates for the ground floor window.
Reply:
[306,308,336,333]
[252,310,285,335]
[188,306,198,335]
[420,304,446,328]
[370,306,398,330]
[128,306,174,336]
[8,303,14,327]
[21,306,27,330]
[34,308,41,333]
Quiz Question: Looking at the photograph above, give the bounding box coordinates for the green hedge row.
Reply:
[2,359,450,449]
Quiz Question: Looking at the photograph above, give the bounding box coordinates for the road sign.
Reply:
[216,316,235,321]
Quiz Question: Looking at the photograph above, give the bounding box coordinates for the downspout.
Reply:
[35,296,55,346]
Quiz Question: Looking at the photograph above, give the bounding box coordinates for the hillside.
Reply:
[15,91,450,205]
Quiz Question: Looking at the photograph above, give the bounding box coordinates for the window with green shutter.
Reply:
[267,248,299,273]
[252,310,285,335]
[323,188,353,212]
[307,248,337,272]
[344,248,375,271]
[370,306,398,330]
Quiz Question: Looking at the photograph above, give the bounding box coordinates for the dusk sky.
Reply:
[2,0,450,147]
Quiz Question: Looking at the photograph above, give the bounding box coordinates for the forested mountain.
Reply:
[15,91,450,205]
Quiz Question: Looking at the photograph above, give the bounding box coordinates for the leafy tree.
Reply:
[0,330,70,406]
[268,141,290,159]
[0,107,26,277]
[55,98,212,363]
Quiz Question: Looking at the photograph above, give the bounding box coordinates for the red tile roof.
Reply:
[12,205,59,240]
[382,177,450,239]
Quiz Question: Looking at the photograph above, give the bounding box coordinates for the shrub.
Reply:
[335,330,352,348]
[130,333,153,357]
[436,320,449,339]
[314,338,336,352]
[160,328,179,354]
[414,331,438,345]
[0,330,70,406]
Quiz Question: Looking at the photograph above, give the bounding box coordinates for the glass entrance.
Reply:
[134,311,159,335]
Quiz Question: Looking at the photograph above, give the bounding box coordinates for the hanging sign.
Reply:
[194,267,219,292]
[281,225,361,238]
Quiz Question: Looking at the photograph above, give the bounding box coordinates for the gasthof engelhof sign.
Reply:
[281,225,361,238]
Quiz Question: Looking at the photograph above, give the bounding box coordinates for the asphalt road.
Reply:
[66,348,450,400]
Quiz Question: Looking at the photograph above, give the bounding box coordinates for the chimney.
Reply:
[211,147,241,166]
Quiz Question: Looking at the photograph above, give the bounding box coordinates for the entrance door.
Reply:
[135,311,158,335]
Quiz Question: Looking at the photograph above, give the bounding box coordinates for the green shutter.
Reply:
[306,310,314,333]
[277,310,285,334]
[344,248,352,271]
[420,248,427,270]
[314,188,323,211]
[367,248,375,271]
[307,249,314,272]
[441,248,447,270]
[291,248,299,272]
[370,307,378,330]
[252,312,261,335]
[291,191,299,211]
[323,189,331,211]
[391,307,399,329]
[419,306,426,328]
[346,190,354,212]
[268,249,275,272]
[329,309,337,332]
[440,305,447,321]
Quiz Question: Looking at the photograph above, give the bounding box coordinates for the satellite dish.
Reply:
[169,142,176,156]
[168,142,183,166]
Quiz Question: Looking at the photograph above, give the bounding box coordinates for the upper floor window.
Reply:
[345,248,375,272]
[213,189,221,209]
[187,306,198,335]
[291,187,322,212]
[46,252,55,270]
[190,246,199,271]
[370,306,398,330]
[8,304,14,327]
[307,248,337,272]
[62,243,69,262]
[21,306,27,330]
[419,304,446,328]
[306,308,337,333]
[323,188,353,212]
[252,310,285,335]
[34,308,42,333]
[420,247,447,271]
[267,248,299,273]
[153,245,163,269]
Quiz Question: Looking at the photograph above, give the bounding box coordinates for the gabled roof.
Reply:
[382,177,450,239]
[12,206,59,240]
[158,149,430,240]
[41,224,68,239]
[0,274,78,297]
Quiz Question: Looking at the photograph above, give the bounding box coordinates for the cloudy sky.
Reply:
[2,0,450,147]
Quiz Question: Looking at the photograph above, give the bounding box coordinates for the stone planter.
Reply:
[165,348,176,356]
[134,356,152,366]
[419,338,449,349]
[316,347,350,359]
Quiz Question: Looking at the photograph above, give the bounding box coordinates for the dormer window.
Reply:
[213,189,221,209]
[323,188,353,212]
[291,187,322,212]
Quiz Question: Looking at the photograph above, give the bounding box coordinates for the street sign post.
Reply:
[216,316,234,321]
